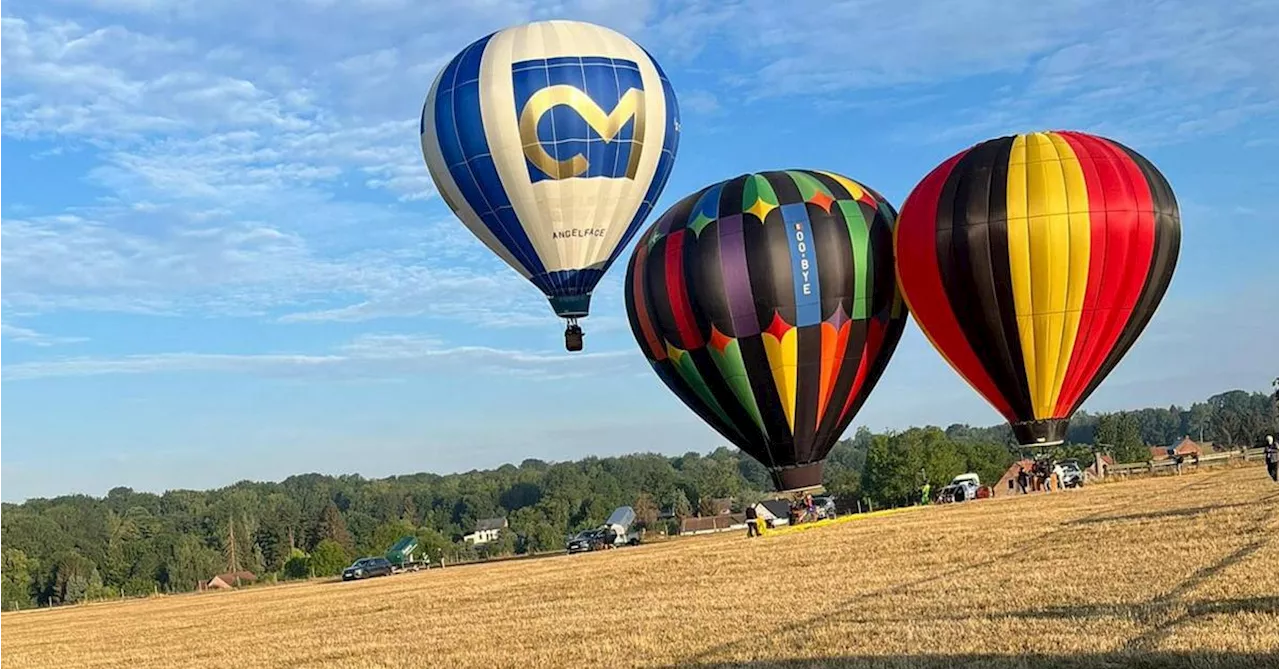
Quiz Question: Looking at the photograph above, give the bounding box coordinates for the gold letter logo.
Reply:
[518,85,646,180]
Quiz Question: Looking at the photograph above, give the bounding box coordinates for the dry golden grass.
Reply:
[3,465,1277,669]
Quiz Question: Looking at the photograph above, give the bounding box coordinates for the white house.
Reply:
[463,517,508,545]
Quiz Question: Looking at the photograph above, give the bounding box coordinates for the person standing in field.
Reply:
[745,504,761,537]
[1017,466,1029,494]
[1264,435,1278,483]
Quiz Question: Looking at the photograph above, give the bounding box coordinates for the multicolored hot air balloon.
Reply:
[420,20,680,351]
[625,170,908,491]
[895,130,1180,447]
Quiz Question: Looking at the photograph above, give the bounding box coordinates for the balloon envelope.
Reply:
[894,130,1180,447]
[625,170,907,491]
[420,20,680,346]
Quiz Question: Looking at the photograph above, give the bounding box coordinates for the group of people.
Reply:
[1015,461,1062,494]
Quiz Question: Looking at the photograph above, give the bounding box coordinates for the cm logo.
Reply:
[512,57,647,183]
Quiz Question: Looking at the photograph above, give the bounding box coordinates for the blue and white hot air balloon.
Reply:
[420,19,681,351]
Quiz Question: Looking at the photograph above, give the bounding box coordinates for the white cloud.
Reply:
[1,332,639,381]
[0,324,89,347]
[0,208,554,326]
[648,0,1276,144]
[679,89,720,115]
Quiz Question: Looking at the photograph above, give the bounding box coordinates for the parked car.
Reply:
[342,557,394,581]
[566,529,605,554]
[812,495,838,519]
[1058,459,1085,488]
[937,473,982,503]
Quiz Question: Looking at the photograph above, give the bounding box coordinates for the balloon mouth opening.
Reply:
[549,294,592,319]
[1011,418,1070,450]
[771,463,825,492]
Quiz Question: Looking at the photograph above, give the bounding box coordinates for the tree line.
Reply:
[2,387,1274,610]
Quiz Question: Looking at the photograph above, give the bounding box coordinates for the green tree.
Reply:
[311,502,353,552]
[861,433,917,506]
[1183,403,1215,442]
[43,551,99,605]
[364,520,417,557]
[669,489,693,520]
[282,548,311,580]
[162,535,222,593]
[960,441,1015,489]
[633,492,659,530]
[1096,412,1147,463]
[918,429,965,488]
[2,549,36,610]
[414,528,453,565]
[309,539,349,577]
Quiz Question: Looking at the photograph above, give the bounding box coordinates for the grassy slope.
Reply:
[3,466,1276,669]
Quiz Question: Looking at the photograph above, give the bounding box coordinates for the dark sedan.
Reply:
[342,557,393,581]
[566,529,604,554]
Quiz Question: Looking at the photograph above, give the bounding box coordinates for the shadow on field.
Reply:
[674,650,1275,668]
[678,474,1276,669]
[1066,503,1255,525]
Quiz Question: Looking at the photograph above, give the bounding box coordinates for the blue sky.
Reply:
[2,0,1277,502]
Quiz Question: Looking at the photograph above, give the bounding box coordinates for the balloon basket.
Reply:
[564,320,584,352]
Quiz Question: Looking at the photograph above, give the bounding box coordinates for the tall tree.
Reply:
[224,517,240,574]
[1096,413,1147,463]
[633,492,658,530]
[669,490,692,520]
[311,502,353,552]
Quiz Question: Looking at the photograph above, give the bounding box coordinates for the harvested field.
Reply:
[3,465,1277,669]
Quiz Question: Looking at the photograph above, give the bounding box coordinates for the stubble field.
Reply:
[2,465,1277,669]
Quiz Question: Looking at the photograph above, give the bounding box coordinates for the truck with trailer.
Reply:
[384,535,432,572]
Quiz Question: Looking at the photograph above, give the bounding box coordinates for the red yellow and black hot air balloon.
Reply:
[624,170,907,491]
[895,130,1181,447]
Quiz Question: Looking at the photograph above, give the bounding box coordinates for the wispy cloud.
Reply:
[1,208,552,326]
[648,0,1276,145]
[0,324,89,347]
[2,333,639,381]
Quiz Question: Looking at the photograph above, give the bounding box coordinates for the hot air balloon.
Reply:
[894,131,1180,448]
[420,20,680,352]
[624,170,908,491]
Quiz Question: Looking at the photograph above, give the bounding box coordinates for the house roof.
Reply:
[1151,438,1205,460]
[205,571,257,588]
[475,517,507,532]
[1171,437,1207,452]
[214,570,256,583]
[997,459,1036,484]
